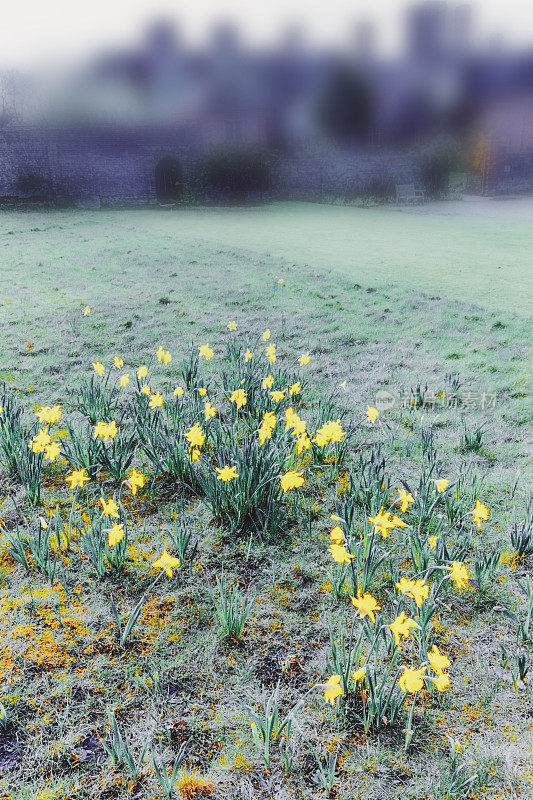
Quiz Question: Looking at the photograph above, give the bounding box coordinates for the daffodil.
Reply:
[215,465,239,482]
[29,428,51,453]
[137,365,148,379]
[258,423,273,446]
[262,329,271,341]
[141,384,150,395]
[156,345,172,364]
[152,549,180,577]
[329,543,354,564]
[395,576,429,607]
[149,392,164,409]
[398,666,426,693]
[298,352,311,366]
[312,420,345,447]
[396,488,415,513]
[174,386,184,396]
[329,526,344,544]
[262,411,276,429]
[244,349,253,361]
[289,382,301,395]
[388,612,418,645]
[107,523,125,547]
[295,434,311,454]
[429,535,437,550]
[472,500,490,531]
[43,441,61,462]
[94,420,118,440]
[350,591,381,623]
[227,321,237,331]
[448,561,470,592]
[434,479,449,493]
[229,389,247,410]
[204,402,217,420]
[198,344,214,360]
[113,356,124,368]
[93,361,105,376]
[368,508,405,539]
[82,306,91,315]
[189,447,201,462]
[428,645,450,676]
[119,373,130,388]
[432,673,450,692]
[185,422,205,449]
[198,387,207,396]
[280,469,305,492]
[262,374,274,389]
[127,468,145,496]
[270,390,286,403]
[266,344,276,364]
[65,468,90,489]
[351,666,367,684]
[35,405,62,425]
[100,497,119,518]
[323,674,343,706]
[366,405,379,424]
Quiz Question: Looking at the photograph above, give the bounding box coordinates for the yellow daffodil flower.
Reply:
[388,612,418,645]
[107,523,125,547]
[152,549,180,577]
[198,344,214,360]
[43,441,61,462]
[312,420,345,447]
[448,561,470,592]
[266,344,276,364]
[29,428,51,453]
[280,469,305,492]
[65,468,90,489]
[396,488,415,513]
[428,645,450,676]
[215,465,239,482]
[185,422,205,449]
[100,496,119,518]
[366,405,379,424]
[149,392,164,409]
[35,405,62,425]
[127,468,145,496]
[350,591,381,624]
[229,389,247,410]
[323,674,343,706]
[270,390,286,403]
[472,500,490,530]
[398,666,426,693]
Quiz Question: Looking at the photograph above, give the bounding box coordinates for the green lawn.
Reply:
[0,203,531,800]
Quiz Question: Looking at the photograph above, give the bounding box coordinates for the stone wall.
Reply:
[4,124,529,205]
[0,126,197,206]
[277,150,420,199]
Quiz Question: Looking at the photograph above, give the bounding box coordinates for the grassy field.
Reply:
[0,204,531,800]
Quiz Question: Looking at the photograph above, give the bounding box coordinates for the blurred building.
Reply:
[0,2,532,205]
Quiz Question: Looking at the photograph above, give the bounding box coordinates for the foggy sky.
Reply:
[0,0,531,70]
